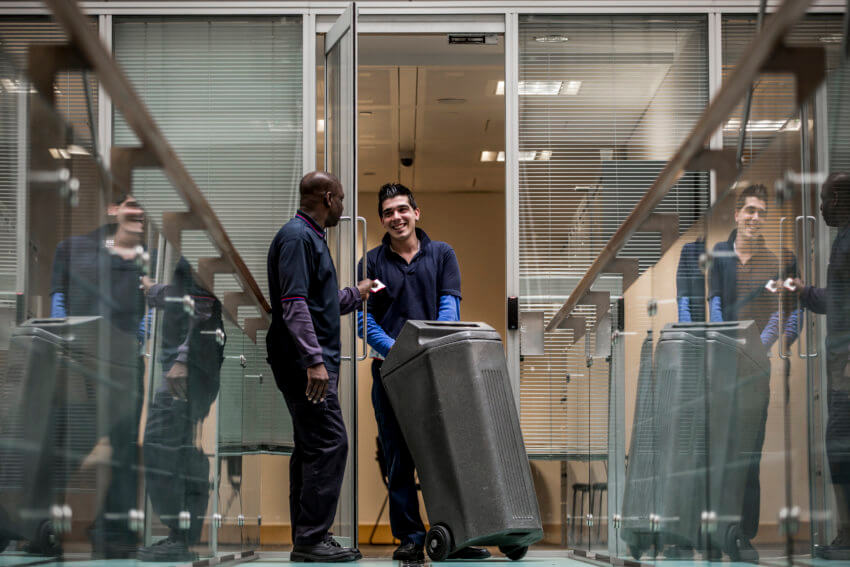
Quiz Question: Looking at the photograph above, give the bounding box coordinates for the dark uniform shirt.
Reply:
[361,228,461,340]
[709,229,796,332]
[801,224,850,361]
[267,211,343,372]
[50,225,146,336]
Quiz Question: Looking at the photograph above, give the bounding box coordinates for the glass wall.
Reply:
[517,14,710,553]
[112,16,304,552]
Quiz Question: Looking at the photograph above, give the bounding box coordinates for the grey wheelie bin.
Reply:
[381,321,543,561]
[620,321,769,561]
[0,317,141,555]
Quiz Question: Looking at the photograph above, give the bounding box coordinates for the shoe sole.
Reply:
[291,551,359,562]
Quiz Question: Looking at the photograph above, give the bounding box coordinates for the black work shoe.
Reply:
[393,541,425,561]
[326,535,362,560]
[137,536,198,562]
[735,537,759,561]
[291,540,359,562]
[448,546,491,560]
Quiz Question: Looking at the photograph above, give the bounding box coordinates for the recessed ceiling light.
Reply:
[495,80,505,95]
[497,151,506,162]
[519,81,562,96]
[481,151,499,162]
[820,34,843,44]
[563,81,582,95]
[534,35,569,43]
[48,148,71,159]
[317,119,325,132]
[537,150,553,161]
[518,151,537,161]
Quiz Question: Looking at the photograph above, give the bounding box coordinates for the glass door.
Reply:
[324,2,360,549]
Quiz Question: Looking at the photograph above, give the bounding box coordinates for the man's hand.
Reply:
[356,279,373,302]
[306,362,329,403]
[166,361,188,400]
[788,277,805,294]
[140,275,155,293]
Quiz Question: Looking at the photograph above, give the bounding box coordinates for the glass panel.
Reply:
[805,57,850,561]
[324,8,358,547]
[517,14,710,555]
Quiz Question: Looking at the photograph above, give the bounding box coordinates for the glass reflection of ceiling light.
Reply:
[534,35,569,43]
[48,148,71,159]
[497,151,506,162]
[317,119,325,132]
[480,151,499,162]
[724,118,800,132]
[519,81,562,96]
[518,151,538,161]
[537,150,553,161]
[495,80,505,95]
[563,81,582,95]
[67,144,90,156]
[820,34,843,44]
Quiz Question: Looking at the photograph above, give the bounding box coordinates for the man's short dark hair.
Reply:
[378,183,417,216]
[825,172,850,197]
[736,184,769,211]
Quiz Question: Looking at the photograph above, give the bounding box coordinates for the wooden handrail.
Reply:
[42,0,272,325]
[545,0,814,332]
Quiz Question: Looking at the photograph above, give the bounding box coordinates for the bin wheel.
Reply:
[29,521,61,556]
[425,525,453,562]
[629,544,645,561]
[498,545,528,561]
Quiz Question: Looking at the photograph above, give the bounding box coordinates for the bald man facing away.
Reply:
[266,171,371,562]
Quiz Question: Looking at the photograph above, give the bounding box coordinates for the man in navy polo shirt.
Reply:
[360,183,489,561]
[266,171,371,562]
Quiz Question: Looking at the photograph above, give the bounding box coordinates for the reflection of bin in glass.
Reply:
[620,321,769,562]
[0,317,141,555]
[381,321,543,561]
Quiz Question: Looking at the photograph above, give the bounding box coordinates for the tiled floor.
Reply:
[0,551,590,567]
[5,549,850,567]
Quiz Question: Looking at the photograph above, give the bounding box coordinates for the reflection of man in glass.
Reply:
[50,193,147,558]
[792,173,850,557]
[138,257,224,562]
[706,184,797,560]
[709,184,798,346]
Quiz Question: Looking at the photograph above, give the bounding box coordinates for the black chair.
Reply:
[570,483,591,545]
[369,436,421,545]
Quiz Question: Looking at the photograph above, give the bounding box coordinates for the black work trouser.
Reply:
[272,364,348,546]
[144,391,210,543]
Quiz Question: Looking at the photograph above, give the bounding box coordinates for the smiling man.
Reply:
[359,183,487,561]
[705,183,798,561]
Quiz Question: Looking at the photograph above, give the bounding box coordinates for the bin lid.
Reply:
[381,320,501,377]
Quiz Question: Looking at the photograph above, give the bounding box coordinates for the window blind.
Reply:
[0,18,98,295]
[113,16,303,452]
[721,14,846,167]
[517,15,709,456]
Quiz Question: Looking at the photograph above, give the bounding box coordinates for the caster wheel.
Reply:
[498,545,528,561]
[425,525,453,562]
[629,545,645,561]
[29,521,61,556]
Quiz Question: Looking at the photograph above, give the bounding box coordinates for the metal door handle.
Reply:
[337,216,354,362]
[778,217,791,360]
[357,216,368,361]
[796,215,818,359]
